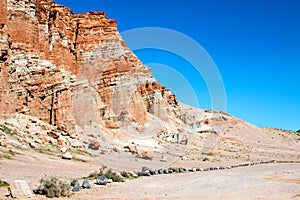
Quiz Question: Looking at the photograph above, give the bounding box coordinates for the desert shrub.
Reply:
[120,171,138,179]
[104,169,124,182]
[0,124,17,136]
[99,165,107,176]
[135,154,142,158]
[169,167,180,173]
[70,179,78,187]
[1,154,12,160]
[86,171,98,179]
[86,165,106,179]
[141,166,150,172]
[120,171,129,178]
[38,176,71,198]
[0,180,9,187]
[86,166,123,182]
[100,150,106,154]
[203,157,209,161]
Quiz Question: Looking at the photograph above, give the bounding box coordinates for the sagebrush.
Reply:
[38,176,71,198]
[87,166,124,182]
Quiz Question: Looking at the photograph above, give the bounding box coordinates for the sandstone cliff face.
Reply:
[2,1,297,166]
[0,0,180,133]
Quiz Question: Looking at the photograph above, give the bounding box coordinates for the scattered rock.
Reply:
[128,171,138,178]
[179,168,187,173]
[0,138,7,147]
[33,189,45,195]
[105,122,119,129]
[189,167,197,172]
[88,140,100,150]
[179,138,188,145]
[34,138,43,144]
[141,150,153,160]
[69,133,78,139]
[60,147,68,153]
[129,146,138,154]
[10,180,32,198]
[41,137,49,144]
[160,155,167,162]
[112,147,119,153]
[181,156,188,161]
[96,176,108,185]
[72,183,81,192]
[150,170,158,175]
[62,152,73,160]
[57,139,63,145]
[69,139,83,148]
[47,131,59,139]
[57,123,67,132]
[29,142,36,148]
[48,137,57,144]
[61,131,68,136]
[82,180,91,189]
[138,171,150,176]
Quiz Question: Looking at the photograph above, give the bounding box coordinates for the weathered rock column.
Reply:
[0,0,10,119]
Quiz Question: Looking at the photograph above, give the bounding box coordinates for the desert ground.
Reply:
[72,163,300,200]
[0,148,299,199]
[1,111,300,199]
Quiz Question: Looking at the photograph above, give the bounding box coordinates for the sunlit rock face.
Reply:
[0,0,180,132]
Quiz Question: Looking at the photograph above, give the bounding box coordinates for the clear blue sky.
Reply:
[55,0,300,131]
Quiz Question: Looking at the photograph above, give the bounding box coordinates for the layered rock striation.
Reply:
[0,0,180,132]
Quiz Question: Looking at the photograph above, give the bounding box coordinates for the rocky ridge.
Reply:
[0,0,299,168]
[0,0,190,162]
[0,0,180,132]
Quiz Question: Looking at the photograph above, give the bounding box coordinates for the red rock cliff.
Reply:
[0,0,180,132]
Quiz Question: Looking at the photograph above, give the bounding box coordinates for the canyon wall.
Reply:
[0,0,180,132]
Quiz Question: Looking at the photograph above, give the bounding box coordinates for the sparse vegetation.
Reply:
[72,157,87,162]
[0,149,21,160]
[100,150,105,154]
[105,169,124,182]
[135,154,142,158]
[168,167,180,173]
[0,180,9,187]
[8,149,20,156]
[38,176,71,198]
[0,124,17,137]
[34,147,56,156]
[74,149,92,156]
[85,165,124,182]
[141,166,150,172]
[0,150,13,160]
[70,179,78,187]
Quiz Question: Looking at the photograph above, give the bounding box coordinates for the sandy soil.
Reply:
[35,163,300,200]
[1,110,299,199]
[1,152,299,200]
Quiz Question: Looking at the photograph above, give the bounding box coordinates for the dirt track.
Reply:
[71,163,300,200]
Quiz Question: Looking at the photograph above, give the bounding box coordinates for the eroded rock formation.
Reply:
[0,0,180,133]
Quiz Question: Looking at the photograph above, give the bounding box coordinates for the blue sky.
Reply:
[55,0,300,131]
